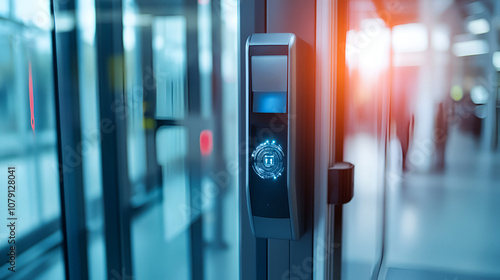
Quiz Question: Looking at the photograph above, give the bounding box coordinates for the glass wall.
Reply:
[342,0,500,279]
[383,1,500,279]
[0,0,65,278]
[1,0,239,278]
[341,0,390,279]
[121,0,240,277]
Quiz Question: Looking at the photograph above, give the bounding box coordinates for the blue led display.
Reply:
[252,92,287,113]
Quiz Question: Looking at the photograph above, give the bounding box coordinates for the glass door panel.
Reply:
[341,1,390,279]
[121,0,239,279]
[340,1,500,280]
[382,1,500,279]
[0,1,65,278]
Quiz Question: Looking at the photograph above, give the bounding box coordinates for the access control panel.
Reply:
[245,33,304,240]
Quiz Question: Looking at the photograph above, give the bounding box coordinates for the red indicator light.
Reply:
[29,62,35,133]
[200,130,213,156]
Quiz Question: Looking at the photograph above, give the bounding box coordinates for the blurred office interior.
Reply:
[0,0,499,279]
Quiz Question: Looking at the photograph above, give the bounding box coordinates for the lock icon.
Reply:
[251,140,284,180]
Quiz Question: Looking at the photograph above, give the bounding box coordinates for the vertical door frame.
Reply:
[314,0,350,279]
[313,0,335,278]
[238,0,268,280]
[184,0,204,278]
[95,0,134,277]
[51,0,90,278]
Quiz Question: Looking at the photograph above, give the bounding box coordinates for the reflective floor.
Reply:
[384,128,500,279]
[342,128,500,280]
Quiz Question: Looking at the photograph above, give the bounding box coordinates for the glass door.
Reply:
[120,0,239,278]
[340,1,390,279]
[338,0,500,280]
[381,0,500,279]
[0,1,65,278]
[50,0,240,279]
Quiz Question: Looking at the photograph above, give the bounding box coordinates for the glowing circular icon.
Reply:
[251,140,285,180]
